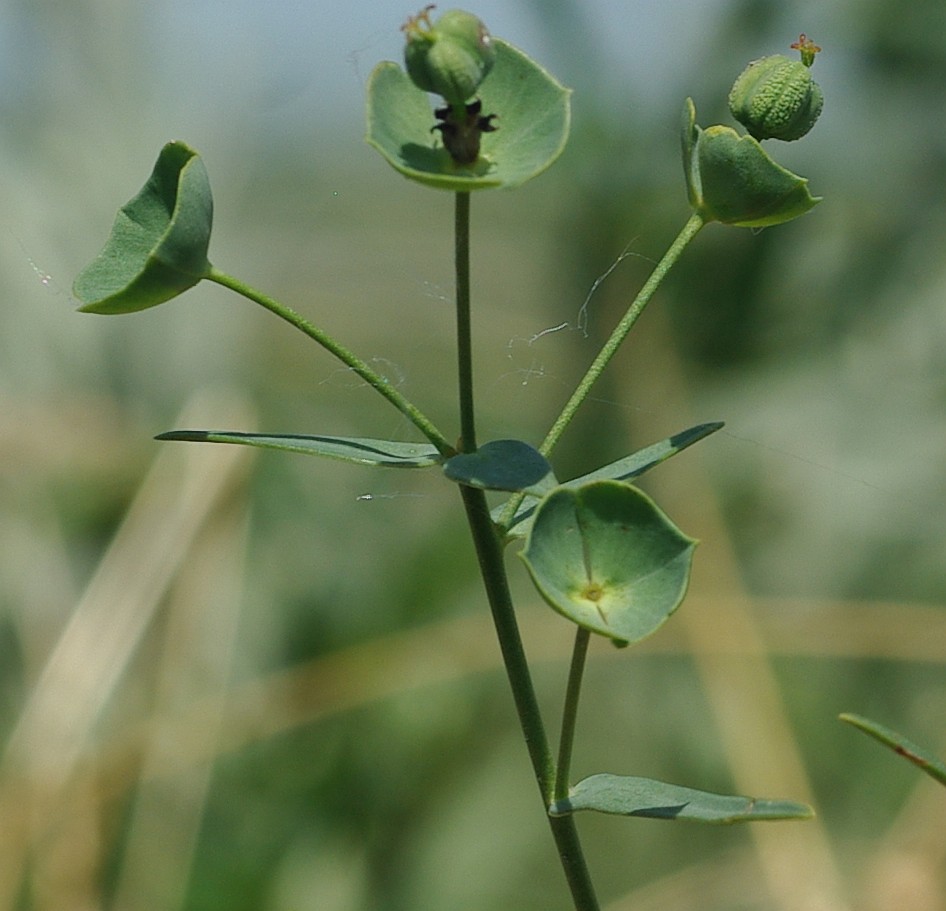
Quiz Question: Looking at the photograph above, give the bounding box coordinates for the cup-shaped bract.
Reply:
[681,98,821,228]
[74,141,213,314]
[367,37,570,191]
[520,481,696,645]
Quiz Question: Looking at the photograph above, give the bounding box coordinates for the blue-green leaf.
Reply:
[156,430,443,467]
[444,439,556,495]
[682,98,821,227]
[550,774,814,824]
[497,422,723,538]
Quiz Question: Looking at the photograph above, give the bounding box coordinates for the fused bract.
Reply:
[366,36,571,191]
[728,35,823,141]
[682,98,821,227]
[403,6,496,106]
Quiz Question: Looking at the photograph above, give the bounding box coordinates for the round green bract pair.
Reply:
[681,98,821,227]
[520,480,696,646]
[367,35,571,191]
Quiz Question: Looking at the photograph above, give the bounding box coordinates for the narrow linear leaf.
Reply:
[549,774,814,824]
[570,422,724,486]
[156,430,443,467]
[839,713,946,788]
[444,439,556,495]
[498,422,723,538]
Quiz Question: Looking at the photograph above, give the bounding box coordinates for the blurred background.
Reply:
[3,0,946,908]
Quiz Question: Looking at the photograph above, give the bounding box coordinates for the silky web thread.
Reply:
[491,238,886,493]
[502,240,652,388]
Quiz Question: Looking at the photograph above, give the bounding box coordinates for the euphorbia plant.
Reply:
[73,11,826,908]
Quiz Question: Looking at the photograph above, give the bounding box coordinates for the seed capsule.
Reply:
[728,35,823,141]
[402,6,496,106]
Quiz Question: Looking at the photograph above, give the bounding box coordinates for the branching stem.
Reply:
[206,267,454,456]
[539,212,705,457]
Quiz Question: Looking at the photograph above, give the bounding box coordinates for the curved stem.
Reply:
[556,627,591,803]
[206,267,454,456]
[496,213,705,530]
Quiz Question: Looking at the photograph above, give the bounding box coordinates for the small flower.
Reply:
[432,99,497,165]
[790,33,822,68]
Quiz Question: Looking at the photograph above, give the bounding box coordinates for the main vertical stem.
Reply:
[455,192,477,453]
[453,192,600,911]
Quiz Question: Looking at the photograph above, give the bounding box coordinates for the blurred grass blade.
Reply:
[839,713,946,787]
[156,430,443,467]
[497,422,723,537]
[549,773,814,823]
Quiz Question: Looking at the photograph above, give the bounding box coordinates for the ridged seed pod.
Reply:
[403,6,496,106]
[728,37,823,141]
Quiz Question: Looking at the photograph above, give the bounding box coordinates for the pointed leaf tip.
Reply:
[839,713,946,787]
[74,141,213,314]
[156,430,443,467]
[497,422,724,539]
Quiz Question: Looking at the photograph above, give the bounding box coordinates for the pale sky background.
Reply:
[2,0,832,152]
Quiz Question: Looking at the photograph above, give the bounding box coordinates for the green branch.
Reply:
[206,268,453,456]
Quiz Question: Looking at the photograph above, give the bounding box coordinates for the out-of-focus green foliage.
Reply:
[4,0,946,909]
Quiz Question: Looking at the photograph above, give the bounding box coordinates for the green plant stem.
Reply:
[555,627,591,803]
[206,267,454,456]
[455,192,477,452]
[453,191,600,911]
[459,487,600,911]
[496,212,705,530]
